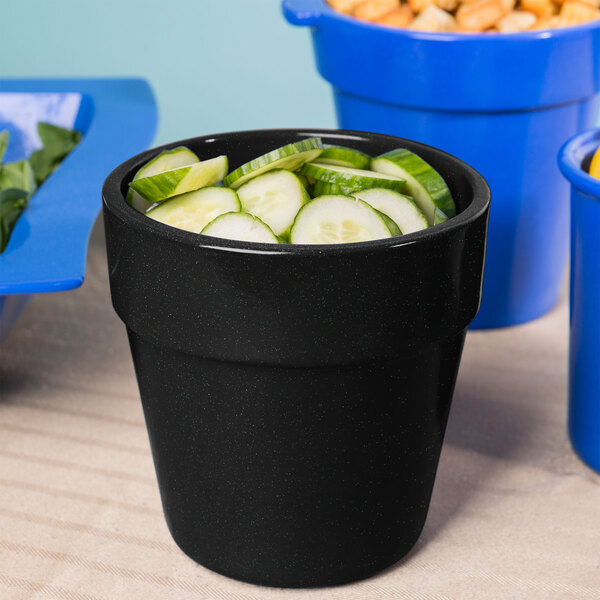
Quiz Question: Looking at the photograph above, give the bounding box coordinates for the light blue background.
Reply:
[3,0,336,146]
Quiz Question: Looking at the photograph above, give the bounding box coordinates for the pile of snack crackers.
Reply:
[328,0,600,32]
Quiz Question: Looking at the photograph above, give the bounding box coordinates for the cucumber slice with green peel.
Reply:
[371,149,455,225]
[289,195,392,245]
[318,145,371,169]
[375,210,401,236]
[201,212,279,244]
[351,188,428,235]
[224,138,323,189]
[127,146,199,212]
[129,155,228,203]
[296,172,310,191]
[133,146,199,178]
[126,190,153,213]
[146,186,240,234]
[434,207,449,225]
[311,179,360,198]
[301,162,405,193]
[236,169,310,238]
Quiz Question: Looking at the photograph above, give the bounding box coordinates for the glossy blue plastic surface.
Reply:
[0,79,157,339]
[559,129,600,473]
[0,79,156,294]
[283,0,600,328]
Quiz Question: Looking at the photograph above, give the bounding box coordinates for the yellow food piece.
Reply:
[328,0,366,11]
[520,0,558,17]
[436,0,461,11]
[327,0,600,30]
[409,0,434,12]
[376,4,416,25]
[589,146,600,180]
[555,0,600,6]
[353,0,400,20]
[496,8,538,29]
[532,14,561,25]
[409,4,458,29]
[456,0,513,30]
[558,0,600,23]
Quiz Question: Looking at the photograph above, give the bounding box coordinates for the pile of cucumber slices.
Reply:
[126,138,456,245]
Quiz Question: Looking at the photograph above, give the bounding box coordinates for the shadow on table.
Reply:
[0,217,136,402]
[390,352,544,565]
[443,377,540,461]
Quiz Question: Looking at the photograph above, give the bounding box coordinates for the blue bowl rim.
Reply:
[558,128,600,200]
[103,127,490,255]
[291,0,600,42]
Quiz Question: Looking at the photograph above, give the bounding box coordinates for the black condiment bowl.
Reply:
[102,128,490,588]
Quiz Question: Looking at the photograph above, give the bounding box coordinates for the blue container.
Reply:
[559,129,600,473]
[0,79,157,340]
[283,0,600,328]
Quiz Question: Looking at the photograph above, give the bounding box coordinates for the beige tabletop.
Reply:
[1,219,599,600]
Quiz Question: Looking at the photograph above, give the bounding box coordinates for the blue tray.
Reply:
[0,78,157,339]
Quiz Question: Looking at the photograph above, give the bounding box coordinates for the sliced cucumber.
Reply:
[375,210,401,236]
[132,146,199,178]
[224,138,323,189]
[434,207,449,225]
[127,146,199,212]
[129,155,228,203]
[147,187,240,233]
[351,188,428,235]
[301,162,405,193]
[318,145,371,169]
[371,149,455,225]
[127,191,154,213]
[236,169,309,238]
[311,179,360,198]
[296,172,310,191]
[289,195,392,244]
[201,212,279,244]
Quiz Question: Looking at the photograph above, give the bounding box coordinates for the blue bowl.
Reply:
[283,0,600,328]
[0,79,157,340]
[558,129,600,473]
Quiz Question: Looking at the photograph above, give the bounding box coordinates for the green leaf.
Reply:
[37,122,81,161]
[0,160,37,196]
[0,123,81,250]
[31,122,81,185]
[29,148,61,185]
[0,188,28,253]
[0,130,9,164]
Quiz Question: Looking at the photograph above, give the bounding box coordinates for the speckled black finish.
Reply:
[102,129,490,588]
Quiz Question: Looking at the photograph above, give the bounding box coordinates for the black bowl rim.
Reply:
[102,128,490,256]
